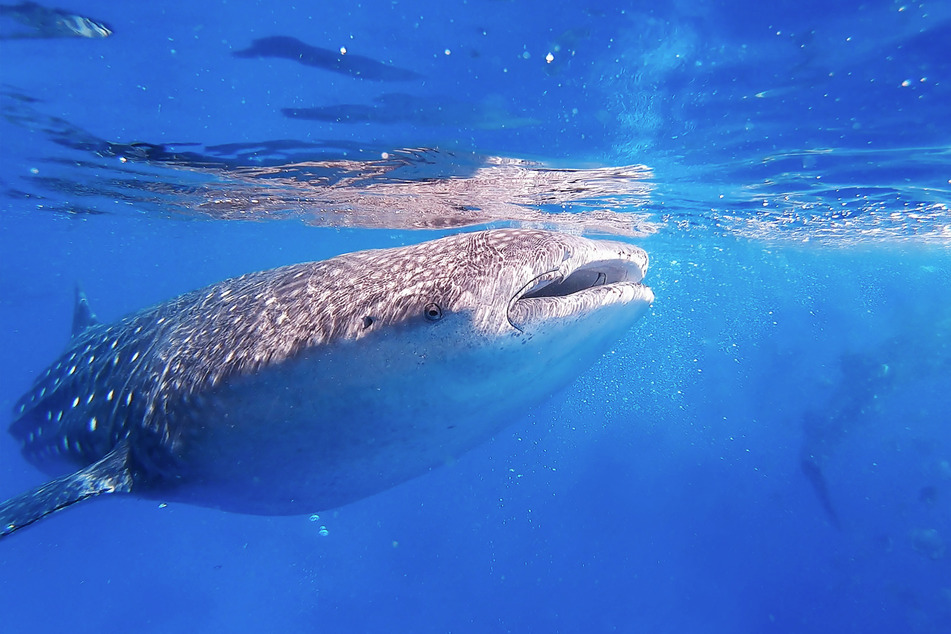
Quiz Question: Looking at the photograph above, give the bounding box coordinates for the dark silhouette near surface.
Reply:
[799,445,841,530]
[233,36,422,81]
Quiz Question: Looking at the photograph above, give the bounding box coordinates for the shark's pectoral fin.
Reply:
[0,440,133,538]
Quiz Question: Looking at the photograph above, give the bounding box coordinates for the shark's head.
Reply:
[302,228,653,348]
[271,229,655,420]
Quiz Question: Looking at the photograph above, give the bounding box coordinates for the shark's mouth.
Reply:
[507,248,653,331]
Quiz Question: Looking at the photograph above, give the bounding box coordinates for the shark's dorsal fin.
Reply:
[0,440,133,538]
[72,285,100,338]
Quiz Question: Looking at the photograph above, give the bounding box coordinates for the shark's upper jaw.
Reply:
[507,240,653,331]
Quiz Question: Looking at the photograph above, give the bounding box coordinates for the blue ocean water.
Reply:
[0,0,949,632]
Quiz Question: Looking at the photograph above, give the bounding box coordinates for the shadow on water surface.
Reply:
[232,35,423,82]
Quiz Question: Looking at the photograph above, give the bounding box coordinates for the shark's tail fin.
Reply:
[1,440,133,538]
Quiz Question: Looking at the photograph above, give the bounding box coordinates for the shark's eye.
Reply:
[424,303,443,322]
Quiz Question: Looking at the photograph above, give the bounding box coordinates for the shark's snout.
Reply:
[507,239,653,331]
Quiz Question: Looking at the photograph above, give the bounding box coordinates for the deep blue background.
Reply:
[1,1,949,632]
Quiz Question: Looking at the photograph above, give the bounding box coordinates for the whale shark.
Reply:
[0,229,653,538]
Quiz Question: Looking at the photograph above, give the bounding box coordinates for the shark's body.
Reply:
[1,229,652,537]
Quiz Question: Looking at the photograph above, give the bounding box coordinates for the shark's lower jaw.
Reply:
[508,281,653,332]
